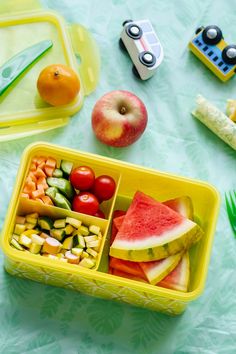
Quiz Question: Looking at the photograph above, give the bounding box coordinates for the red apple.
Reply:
[91,90,148,147]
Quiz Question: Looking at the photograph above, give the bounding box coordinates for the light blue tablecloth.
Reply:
[0,0,236,353]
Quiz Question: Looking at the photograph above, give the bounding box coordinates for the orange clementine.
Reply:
[37,64,80,106]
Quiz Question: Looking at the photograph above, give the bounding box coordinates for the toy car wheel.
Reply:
[195,26,204,35]
[126,24,143,39]
[139,51,156,67]
[132,65,141,79]
[202,25,222,45]
[222,45,236,65]
[119,38,127,52]
[122,19,132,26]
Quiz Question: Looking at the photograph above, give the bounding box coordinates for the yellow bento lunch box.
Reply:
[1,143,220,315]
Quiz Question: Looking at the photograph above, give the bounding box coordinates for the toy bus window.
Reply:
[146,33,158,45]
[140,21,152,32]
[151,44,161,57]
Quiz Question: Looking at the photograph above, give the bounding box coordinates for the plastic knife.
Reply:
[0,39,53,96]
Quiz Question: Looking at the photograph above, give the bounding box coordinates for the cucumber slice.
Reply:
[45,186,58,200]
[79,225,89,236]
[65,217,81,229]
[47,177,74,200]
[87,248,98,258]
[38,216,54,230]
[14,223,26,235]
[86,240,100,248]
[79,257,95,268]
[12,234,19,242]
[46,187,71,210]
[64,224,74,235]
[54,193,71,210]
[54,219,66,228]
[29,243,41,254]
[71,247,83,257]
[84,235,98,243]
[26,213,39,219]
[10,238,24,251]
[89,225,100,235]
[81,251,89,259]
[31,234,45,245]
[19,234,32,248]
[60,160,73,176]
[62,236,74,250]
[52,168,63,178]
[25,223,35,230]
[76,235,85,248]
[50,228,66,241]
[25,216,37,226]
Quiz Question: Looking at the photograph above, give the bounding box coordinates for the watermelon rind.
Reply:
[110,220,203,262]
[157,252,190,292]
[139,252,183,285]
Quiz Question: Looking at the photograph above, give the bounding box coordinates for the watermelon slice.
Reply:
[109,256,146,279]
[111,209,183,285]
[110,210,126,245]
[157,253,190,292]
[163,196,193,220]
[111,214,182,284]
[111,268,148,283]
[110,191,203,262]
[111,254,190,292]
[139,253,182,284]
[113,215,125,230]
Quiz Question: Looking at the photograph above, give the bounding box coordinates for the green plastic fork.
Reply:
[225,191,236,238]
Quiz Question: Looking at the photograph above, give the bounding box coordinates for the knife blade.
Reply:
[0,39,53,96]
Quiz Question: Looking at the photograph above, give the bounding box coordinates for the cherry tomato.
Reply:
[70,166,95,190]
[72,192,99,215]
[94,209,106,219]
[93,175,116,201]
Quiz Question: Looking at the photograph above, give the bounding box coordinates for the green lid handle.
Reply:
[68,24,100,96]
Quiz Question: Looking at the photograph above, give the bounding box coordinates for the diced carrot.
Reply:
[36,156,47,165]
[21,193,29,199]
[45,166,54,177]
[30,162,37,172]
[25,176,32,184]
[28,172,37,183]
[45,157,57,169]
[38,161,46,171]
[23,181,36,194]
[37,177,48,190]
[31,189,45,199]
[32,157,38,164]
[35,198,44,204]
[37,184,45,192]
[34,167,46,178]
[41,195,53,205]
